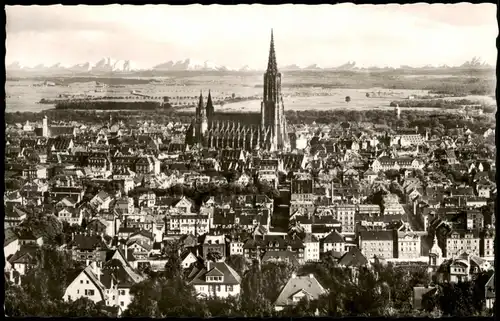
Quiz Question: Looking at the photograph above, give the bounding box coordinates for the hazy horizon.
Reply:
[6,3,498,70]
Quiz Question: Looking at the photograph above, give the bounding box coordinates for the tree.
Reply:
[206,250,223,263]
[225,255,249,277]
[203,296,241,317]
[260,261,297,303]
[5,285,37,316]
[239,262,276,317]
[342,267,389,316]
[61,297,114,317]
[124,278,163,317]
[281,296,319,316]
[162,240,183,280]
[389,181,405,201]
[22,245,80,302]
[157,277,209,317]
[438,282,476,316]
[384,169,400,181]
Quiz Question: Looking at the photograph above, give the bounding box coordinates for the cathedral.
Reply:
[188,30,289,152]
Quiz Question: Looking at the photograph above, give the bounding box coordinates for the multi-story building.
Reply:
[322,230,346,254]
[466,210,484,230]
[480,229,495,258]
[63,258,144,315]
[290,178,315,215]
[371,157,422,172]
[66,233,109,262]
[336,204,357,233]
[243,235,305,263]
[390,129,425,147]
[21,165,48,180]
[202,235,227,261]
[446,230,480,258]
[358,230,395,259]
[395,230,421,259]
[167,212,209,236]
[302,233,320,262]
[357,204,381,217]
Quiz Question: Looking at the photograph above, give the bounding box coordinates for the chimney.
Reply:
[309,274,314,279]
[291,272,297,278]
[124,244,128,260]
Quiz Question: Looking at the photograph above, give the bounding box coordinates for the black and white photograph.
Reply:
[4,3,496,317]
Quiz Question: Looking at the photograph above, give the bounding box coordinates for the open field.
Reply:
[5,69,496,113]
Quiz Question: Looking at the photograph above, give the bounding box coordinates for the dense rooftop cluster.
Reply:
[4,113,496,317]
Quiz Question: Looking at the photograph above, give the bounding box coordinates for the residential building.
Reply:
[358,230,395,259]
[302,233,320,262]
[189,261,242,299]
[446,230,480,258]
[274,273,327,311]
[395,230,421,259]
[202,234,226,261]
[321,230,346,255]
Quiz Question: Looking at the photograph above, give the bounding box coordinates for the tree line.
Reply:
[54,101,171,110]
[389,99,487,109]
[6,108,494,138]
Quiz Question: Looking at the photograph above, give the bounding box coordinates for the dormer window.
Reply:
[207,276,223,283]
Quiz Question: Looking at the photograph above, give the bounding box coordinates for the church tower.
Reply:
[206,90,214,119]
[195,91,208,145]
[42,115,49,138]
[261,29,287,151]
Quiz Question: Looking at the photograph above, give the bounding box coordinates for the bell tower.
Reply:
[195,91,207,145]
[261,29,287,151]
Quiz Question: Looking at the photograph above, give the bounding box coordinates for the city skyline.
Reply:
[6,3,497,70]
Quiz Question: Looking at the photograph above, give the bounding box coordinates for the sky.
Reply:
[5,3,498,69]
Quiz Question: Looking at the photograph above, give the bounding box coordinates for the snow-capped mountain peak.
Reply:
[152,58,230,71]
[7,61,25,70]
[91,57,139,72]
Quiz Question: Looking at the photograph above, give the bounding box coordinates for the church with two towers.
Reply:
[188,30,289,152]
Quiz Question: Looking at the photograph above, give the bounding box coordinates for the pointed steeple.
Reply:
[198,91,204,109]
[267,29,278,73]
[206,89,214,118]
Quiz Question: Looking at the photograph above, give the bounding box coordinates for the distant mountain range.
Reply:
[6,56,494,76]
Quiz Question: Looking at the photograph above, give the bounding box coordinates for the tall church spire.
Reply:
[198,91,204,109]
[206,89,214,118]
[267,29,278,73]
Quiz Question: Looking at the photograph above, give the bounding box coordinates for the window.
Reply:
[216,285,221,292]
[80,280,83,284]
[86,280,89,284]
[77,290,79,294]
[120,301,124,307]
